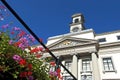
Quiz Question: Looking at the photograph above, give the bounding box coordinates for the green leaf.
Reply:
[13,73,18,79]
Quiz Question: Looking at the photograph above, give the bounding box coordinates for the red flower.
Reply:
[28,64,32,70]
[27,71,32,76]
[30,49,35,53]
[14,41,21,47]
[30,48,37,53]
[30,47,43,53]
[50,61,56,66]
[20,72,27,77]
[56,68,61,73]
[18,30,26,37]
[36,54,42,58]
[20,71,32,77]
[11,31,14,34]
[56,68,61,78]
[19,59,26,66]
[38,47,43,51]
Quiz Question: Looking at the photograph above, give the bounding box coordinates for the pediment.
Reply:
[47,37,97,50]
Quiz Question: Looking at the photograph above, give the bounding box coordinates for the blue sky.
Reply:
[1,0,120,43]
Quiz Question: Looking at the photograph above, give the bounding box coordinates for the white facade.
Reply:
[43,13,120,80]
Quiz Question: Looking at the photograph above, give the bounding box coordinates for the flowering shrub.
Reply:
[0,5,64,80]
[48,61,63,80]
[0,24,50,80]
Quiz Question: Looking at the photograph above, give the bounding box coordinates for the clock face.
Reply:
[72,27,79,32]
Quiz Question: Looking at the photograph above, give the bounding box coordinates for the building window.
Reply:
[65,61,71,73]
[81,75,92,80]
[103,57,114,71]
[74,18,79,23]
[82,59,91,72]
[98,38,106,42]
[117,35,120,40]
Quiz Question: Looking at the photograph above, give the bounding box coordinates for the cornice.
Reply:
[48,29,94,40]
[69,22,83,26]
[96,30,120,36]
[100,41,120,48]
[49,41,97,51]
[71,13,83,18]
[43,45,98,57]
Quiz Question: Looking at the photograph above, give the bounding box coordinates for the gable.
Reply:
[47,37,97,49]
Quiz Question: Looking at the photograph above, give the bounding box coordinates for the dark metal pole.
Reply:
[1,0,77,80]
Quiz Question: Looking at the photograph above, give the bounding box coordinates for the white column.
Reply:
[78,58,82,80]
[71,54,78,79]
[92,53,101,80]
[61,61,65,73]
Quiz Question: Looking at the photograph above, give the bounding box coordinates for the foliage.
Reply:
[0,25,50,80]
[0,4,63,80]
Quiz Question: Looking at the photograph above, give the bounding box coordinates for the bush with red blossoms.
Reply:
[0,24,50,80]
[48,60,63,80]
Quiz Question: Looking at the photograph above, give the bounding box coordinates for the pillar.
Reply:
[78,58,82,80]
[71,54,78,79]
[92,53,101,80]
[61,61,65,73]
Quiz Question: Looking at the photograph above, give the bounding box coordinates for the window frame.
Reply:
[82,58,92,72]
[102,57,116,73]
[64,61,72,73]
[98,38,106,43]
[117,35,120,40]
[74,18,79,23]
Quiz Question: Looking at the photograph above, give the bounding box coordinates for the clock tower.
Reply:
[70,13,85,33]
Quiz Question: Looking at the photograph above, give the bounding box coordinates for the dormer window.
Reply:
[74,18,79,23]
[117,35,120,40]
[98,38,106,42]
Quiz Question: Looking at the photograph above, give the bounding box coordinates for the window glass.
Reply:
[117,35,120,40]
[82,59,91,71]
[98,38,106,42]
[103,57,114,71]
[74,18,79,23]
[65,61,72,73]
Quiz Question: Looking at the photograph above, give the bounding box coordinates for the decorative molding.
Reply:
[50,40,86,49]
[80,71,92,74]
[96,30,120,36]
[47,37,98,50]
[103,70,117,74]
[48,29,94,40]
[100,41,120,48]
[70,22,83,26]
[43,45,97,57]
[71,13,83,18]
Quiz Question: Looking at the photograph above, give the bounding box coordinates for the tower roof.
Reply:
[72,13,83,18]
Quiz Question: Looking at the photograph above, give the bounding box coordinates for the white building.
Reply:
[43,13,120,80]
